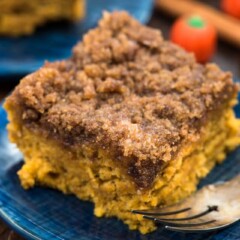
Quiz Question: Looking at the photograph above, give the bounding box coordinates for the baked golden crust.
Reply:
[5,11,238,189]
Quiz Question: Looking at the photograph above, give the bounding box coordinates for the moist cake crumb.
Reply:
[8,11,238,188]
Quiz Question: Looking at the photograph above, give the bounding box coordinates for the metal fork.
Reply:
[132,175,240,233]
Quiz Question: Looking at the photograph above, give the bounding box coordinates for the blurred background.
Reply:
[0,0,239,239]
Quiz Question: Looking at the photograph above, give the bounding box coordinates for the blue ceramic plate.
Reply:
[0,97,240,240]
[0,0,153,78]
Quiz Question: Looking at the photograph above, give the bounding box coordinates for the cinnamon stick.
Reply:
[155,0,240,47]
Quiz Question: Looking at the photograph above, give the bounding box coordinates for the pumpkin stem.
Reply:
[187,15,205,28]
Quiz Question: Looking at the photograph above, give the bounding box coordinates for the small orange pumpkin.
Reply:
[221,0,240,19]
[170,15,217,63]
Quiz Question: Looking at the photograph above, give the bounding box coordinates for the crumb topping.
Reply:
[6,12,238,188]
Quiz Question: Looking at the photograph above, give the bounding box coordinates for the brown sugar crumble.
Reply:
[8,11,238,189]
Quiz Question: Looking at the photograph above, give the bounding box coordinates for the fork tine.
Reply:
[165,225,214,233]
[152,205,218,221]
[165,221,238,233]
[163,220,216,228]
[132,207,191,216]
[143,215,216,227]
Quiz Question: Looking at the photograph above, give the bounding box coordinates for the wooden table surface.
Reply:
[0,6,240,240]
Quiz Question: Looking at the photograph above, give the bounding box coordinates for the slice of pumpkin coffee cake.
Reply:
[4,12,240,234]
